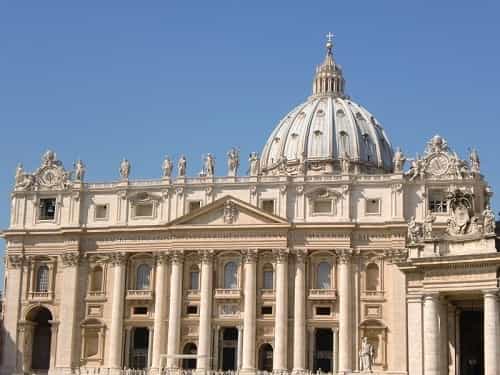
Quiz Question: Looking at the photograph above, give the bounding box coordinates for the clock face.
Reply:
[428,154,449,176]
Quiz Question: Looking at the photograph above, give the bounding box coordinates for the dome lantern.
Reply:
[312,32,346,98]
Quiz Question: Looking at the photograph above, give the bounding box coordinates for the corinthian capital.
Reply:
[273,248,289,263]
[7,254,24,269]
[335,248,353,264]
[199,250,215,264]
[170,250,184,264]
[293,248,308,263]
[242,249,258,263]
[109,252,127,267]
[60,251,80,268]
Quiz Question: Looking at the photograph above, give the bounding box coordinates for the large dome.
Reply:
[260,36,394,175]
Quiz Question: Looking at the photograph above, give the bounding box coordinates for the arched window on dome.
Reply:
[90,266,104,292]
[366,263,380,291]
[136,264,151,290]
[224,261,238,289]
[262,263,274,290]
[36,265,49,293]
[316,262,331,289]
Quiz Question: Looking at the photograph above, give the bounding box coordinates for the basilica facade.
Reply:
[1,36,500,375]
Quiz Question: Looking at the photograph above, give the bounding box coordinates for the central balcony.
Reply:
[126,289,153,301]
[214,288,242,300]
[308,288,337,300]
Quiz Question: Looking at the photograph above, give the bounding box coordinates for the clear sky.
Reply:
[1,1,499,277]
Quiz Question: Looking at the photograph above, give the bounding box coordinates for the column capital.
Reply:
[293,248,308,263]
[423,292,440,302]
[242,248,258,263]
[170,250,184,264]
[482,289,499,298]
[60,251,80,268]
[273,248,289,263]
[335,248,353,264]
[7,254,24,269]
[155,252,169,265]
[109,252,127,267]
[199,249,215,264]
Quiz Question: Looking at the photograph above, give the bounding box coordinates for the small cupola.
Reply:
[312,32,346,98]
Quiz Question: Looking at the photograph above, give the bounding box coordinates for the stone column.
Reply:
[337,249,352,373]
[237,326,243,369]
[273,249,289,371]
[55,252,81,372]
[107,253,127,371]
[241,249,257,374]
[166,251,184,368]
[151,253,169,370]
[423,293,440,375]
[1,255,24,375]
[292,249,307,373]
[483,290,499,375]
[407,295,423,375]
[197,250,214,372]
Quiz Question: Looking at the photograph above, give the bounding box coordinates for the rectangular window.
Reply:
[39,198,56,221]
[261,199,275,214]
[313,200,333,214]
[134,203,153,218]
[133,306,148,315]
[316,306,331,316]
[366,198,381,215]
[94,204,109,220]
[190,271,199,290]
[187,305,198,315]
[263,270,273,289]
[429,190,448,213]
[261,306,273,315]
[189,201,202,213]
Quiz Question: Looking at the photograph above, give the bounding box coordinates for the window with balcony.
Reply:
[429,190,448,213]
[262,263,273,289]
[366,263,380,291]
[90,266,104,292]
[39,198,56,221]
[316,262,331,289]
[36,265,49,293]
[224,261,238,289]
[136,264,151,290]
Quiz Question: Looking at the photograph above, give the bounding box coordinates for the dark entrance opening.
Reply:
[182,343,197,369]
[314,328,333,372]
[221,327,238,370]
[29,307,52,371]
[130,327,149,369]
[258,343,273,371]
[460,311,484,375]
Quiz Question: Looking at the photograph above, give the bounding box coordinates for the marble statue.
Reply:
[74,160,85,181]
[162,155,173,178]
[15,164,24,186]
[227,148,240,177]
[14,164,35,190]
[408,216,421,244]
[423,213,436,239]
[393,147,406,173]
[204,153,215,177]
[483,206,496,234]
[406,156,423,181]
[249,152,260,176]
[178,155,187,177]
[120,159,131,180]
[470,148,480,175]
[340,152,350,174]
[359,336,374,372]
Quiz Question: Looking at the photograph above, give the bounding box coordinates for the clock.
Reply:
[427,153,449,176]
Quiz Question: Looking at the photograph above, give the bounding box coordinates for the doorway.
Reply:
[221,327,238,370]
[314,328,333,372]
[29,307,53,371]
[258,343,273,371]
[182,343,197,370]
[460,311,484,375]
[130,327,149,369]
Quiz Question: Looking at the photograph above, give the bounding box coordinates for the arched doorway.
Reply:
[182,342,197,370]
[314,328,333,372]
[27,306,53,371]
[258,343,273,371]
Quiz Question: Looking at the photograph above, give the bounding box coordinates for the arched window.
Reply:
[90,266,103,292]
[316,262,331,289]
[263,263,274,289]
[366,263,380,291]
[182,343,197,369]
[190,266,200,290]
[136,264,151,290]
[224,261,238,289]
[36,265,49,293]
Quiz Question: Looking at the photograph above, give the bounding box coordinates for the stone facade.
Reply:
[1,36,500,375]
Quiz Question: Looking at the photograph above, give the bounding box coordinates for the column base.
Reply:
[239,368,257,375]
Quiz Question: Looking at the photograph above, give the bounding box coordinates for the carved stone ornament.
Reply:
[155,252,169,265]
[446,189,479,236]
[205,185,214,197]
[16,150,72,191]
[109,252,127,267]
[296,185,305,195]
[423,213,436,240]
[335,248,353,264]
[223,201,238,224]
[199,250,215,264]
[385,249,408,263]
[60,252,80,267]
[293,248,308,263]
[407,216,422,244]
[242,249,258,263]
[273,248,289,263]
[170,251,184,264]
[8,254,24,268]
[482,206,496,235]
[175,186,184,197]
[249,185,257,196]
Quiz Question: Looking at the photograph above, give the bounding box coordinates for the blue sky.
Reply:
[0,1,499,273]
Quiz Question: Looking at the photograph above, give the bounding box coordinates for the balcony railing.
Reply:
[185,289,200,299]
[259,289,275,299]
[126,289,154,300]
[28,291,53,301]
[361,290,385,300]
[214,288,242,299]
[86,291,106,300]
[308,289,337,300]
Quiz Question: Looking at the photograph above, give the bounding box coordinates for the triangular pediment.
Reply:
[168,196,289,227]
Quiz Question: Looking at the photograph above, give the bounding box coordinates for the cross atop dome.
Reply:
[326,32,335,55]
